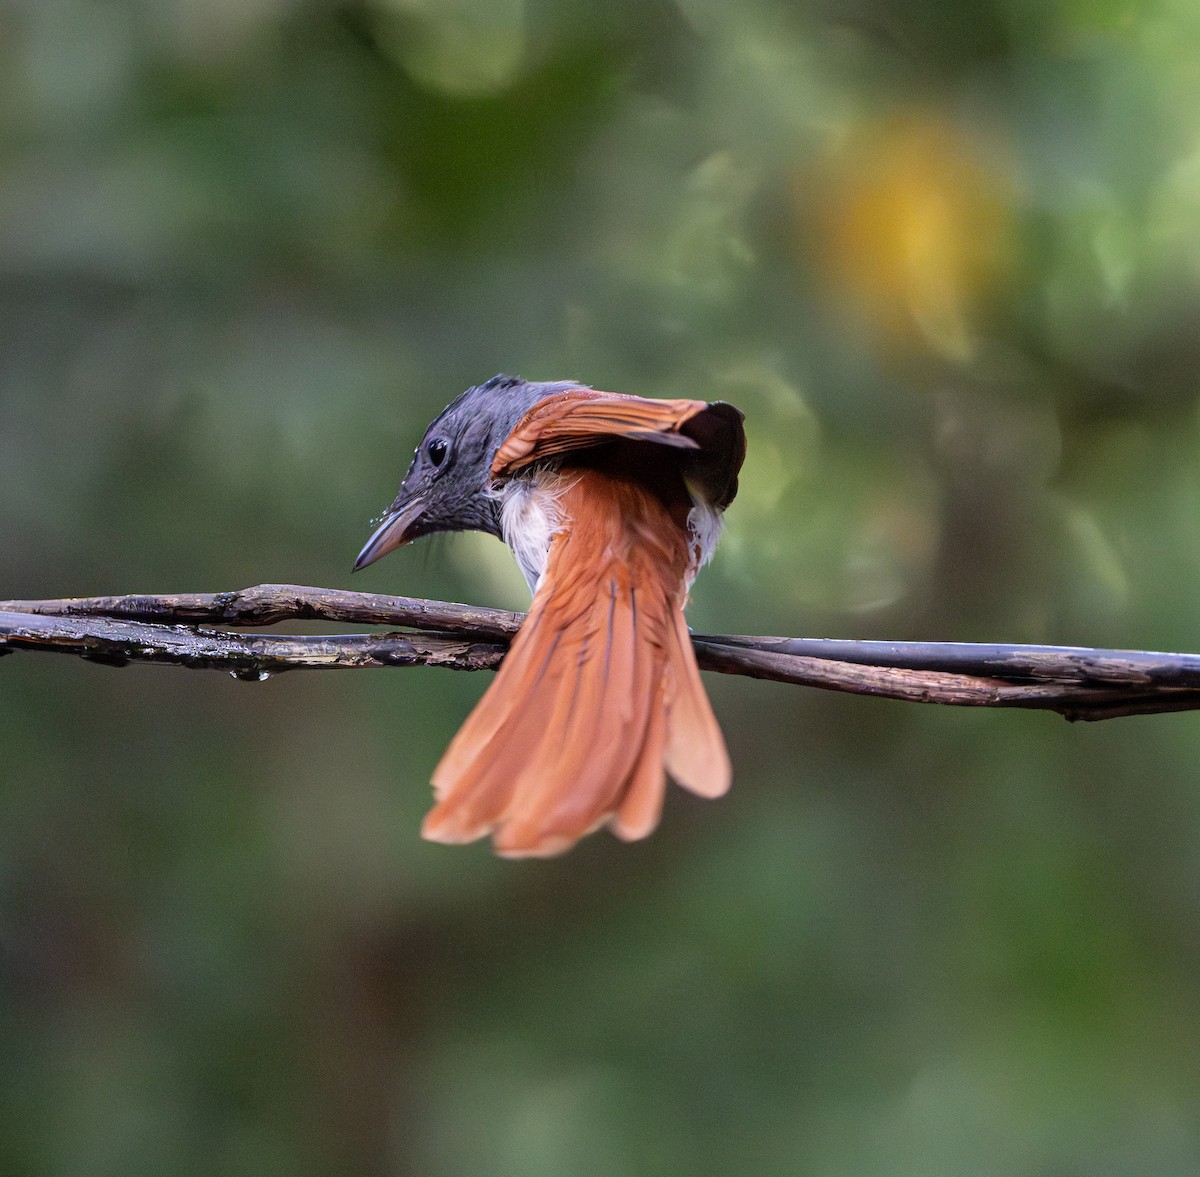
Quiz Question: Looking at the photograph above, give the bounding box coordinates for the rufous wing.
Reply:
[491,390,711,477]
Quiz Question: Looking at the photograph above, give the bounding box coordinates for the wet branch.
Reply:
[3,583,1200,722]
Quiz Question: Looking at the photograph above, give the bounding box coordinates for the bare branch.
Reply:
[695,634,1200,687]
[0,583,523,638]
[688,640,1200,721]
[3,583,1200,722]
[0,610,507,675]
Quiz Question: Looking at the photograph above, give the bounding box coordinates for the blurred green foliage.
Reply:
[4,1,1200,1174]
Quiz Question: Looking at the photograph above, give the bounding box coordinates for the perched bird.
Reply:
[355,375,746,857]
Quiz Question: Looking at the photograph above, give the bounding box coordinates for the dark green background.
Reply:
[4,1,1200,1173]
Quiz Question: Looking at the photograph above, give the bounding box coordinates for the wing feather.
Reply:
[491,391,709,478]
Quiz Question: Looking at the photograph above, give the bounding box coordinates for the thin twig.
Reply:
[2,583,1199,722]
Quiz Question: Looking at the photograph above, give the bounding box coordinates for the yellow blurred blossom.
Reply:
[813,114,1015,363]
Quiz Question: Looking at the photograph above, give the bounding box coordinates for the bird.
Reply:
[354,374,746,857]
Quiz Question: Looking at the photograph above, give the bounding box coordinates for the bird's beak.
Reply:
[353,497,426,571]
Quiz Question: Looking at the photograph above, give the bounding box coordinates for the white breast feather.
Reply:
[685,496,724,587]
[499,475,574,594]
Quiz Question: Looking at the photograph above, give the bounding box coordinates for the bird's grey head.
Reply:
[354,374,585,571]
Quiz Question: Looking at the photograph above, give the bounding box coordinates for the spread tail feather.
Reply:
[663,609,731,800]
[421,470,729,857]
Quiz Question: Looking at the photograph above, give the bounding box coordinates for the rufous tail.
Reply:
[422,469,730,858]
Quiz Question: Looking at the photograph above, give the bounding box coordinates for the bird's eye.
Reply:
[426,437,449,467]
